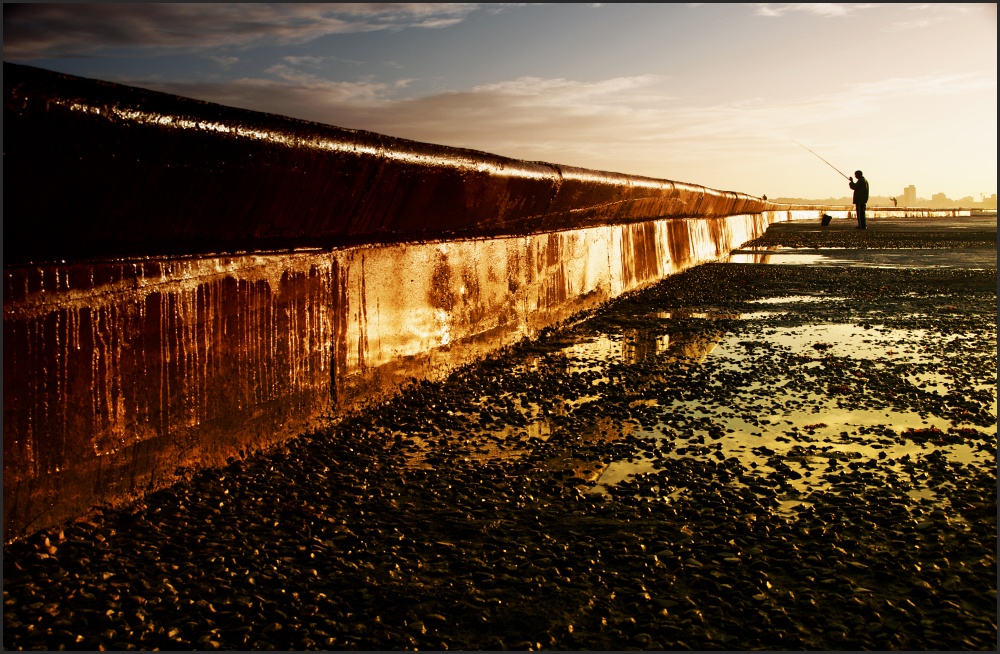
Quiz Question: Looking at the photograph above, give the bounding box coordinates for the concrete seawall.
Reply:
[4,212,787,538]
[0,62,953,539]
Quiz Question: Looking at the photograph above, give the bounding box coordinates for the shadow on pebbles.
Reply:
[4,260,997,651]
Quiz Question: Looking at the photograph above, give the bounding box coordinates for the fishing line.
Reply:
[791,140,852,180]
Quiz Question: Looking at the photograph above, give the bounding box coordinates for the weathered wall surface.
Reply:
[4,254,334,536]
[4,214,784,538]
[4,63,801,539]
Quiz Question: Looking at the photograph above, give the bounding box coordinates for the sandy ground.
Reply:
[3,215,997,650]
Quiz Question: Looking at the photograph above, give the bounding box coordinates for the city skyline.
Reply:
[4,3,996,200]
[776,184,997,208]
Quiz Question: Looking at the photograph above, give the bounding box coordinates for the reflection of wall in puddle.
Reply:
[619,329,723,365]
[731,252,772,265]
[518,321,729,482]
[540,324,726,373]
[4,213,773,537]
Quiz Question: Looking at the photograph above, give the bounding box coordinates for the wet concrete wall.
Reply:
[4,214,783,538]
[4,255,335,538]
[4,62,804,539]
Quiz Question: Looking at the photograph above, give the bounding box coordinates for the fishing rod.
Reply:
[792,140,852,180]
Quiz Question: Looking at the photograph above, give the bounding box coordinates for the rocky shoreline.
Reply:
[4,220,997,650]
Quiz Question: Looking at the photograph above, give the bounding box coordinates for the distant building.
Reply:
[931,192,949,206]
[902,185,916,206]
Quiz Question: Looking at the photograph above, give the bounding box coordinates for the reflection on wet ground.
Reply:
[729,247,997,268]
[398,303,996,523]
[4,218,995,651]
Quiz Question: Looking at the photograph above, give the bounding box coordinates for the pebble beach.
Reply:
[3,214,997,651]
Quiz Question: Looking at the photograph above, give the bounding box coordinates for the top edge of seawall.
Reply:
[6,62,786,265]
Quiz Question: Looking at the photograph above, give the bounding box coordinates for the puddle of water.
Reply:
[400,299,997,518]
[729,248,997,270]
[516,329,726,372]
[728,252,827,265]
[724,323,938,363]
[651,309,781,320]
[747,295,847,305]
[582,322,996,512]
[590,409,993,509]
[652,310,741,319]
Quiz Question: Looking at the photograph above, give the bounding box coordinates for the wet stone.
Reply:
[4,224,998,650]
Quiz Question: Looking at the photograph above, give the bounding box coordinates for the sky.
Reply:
[4,3,997,200]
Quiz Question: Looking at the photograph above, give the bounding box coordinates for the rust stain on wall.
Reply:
[4,255,336,536]
[428,250,457,314]
[3,61,814,540]
[330,259,350,406]
[4,213,792,538]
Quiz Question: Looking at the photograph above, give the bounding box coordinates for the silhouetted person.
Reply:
[849,170,869,229]
[761,194,767,201]
[891,196,897,207]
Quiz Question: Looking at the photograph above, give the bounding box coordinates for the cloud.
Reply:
[848,72,996,97]
[891,3,982,30]
[750,3,878,18]
[154,77,394,115]
[3,3,484,60]
[890,17,945,30]
[283,54,369,67]
[208,56,240,69]
[133,69,993,151]
[468,75,664,107]
[282,55,327,67]
[78,66,994,196]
